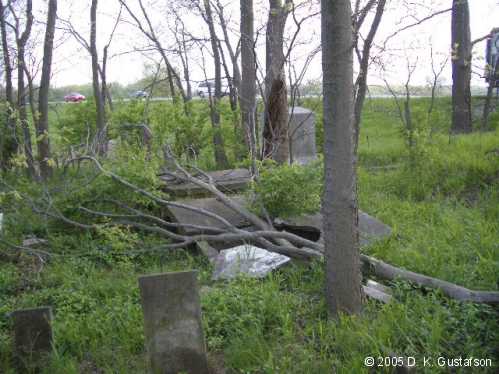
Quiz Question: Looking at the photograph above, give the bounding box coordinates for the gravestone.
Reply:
[274,210,392,247]
[11,306,53,372]
[288,106,317,165]
[138,271,209,374]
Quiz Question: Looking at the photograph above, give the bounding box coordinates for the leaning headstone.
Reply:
[212,245,291,280]
[11,307,53,372]
[288,106,317,165]
[138,271,209,374]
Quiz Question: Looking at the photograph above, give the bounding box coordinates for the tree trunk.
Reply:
[15,0,36,179]
[204,0,229,169]
[240,0,257,171]
[90,0,107,154]
[451,0,472,133]
[262,0,290,164]
[36,0,57,181]
[0,0,17,169]
[101,46,113,111]
[321,0,363,316]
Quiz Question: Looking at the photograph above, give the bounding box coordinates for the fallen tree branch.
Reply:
[360,254,499,305]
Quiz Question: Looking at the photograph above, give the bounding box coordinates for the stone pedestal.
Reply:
[288,106,317,165]
[12,307,53,372]
[138,271,209,374]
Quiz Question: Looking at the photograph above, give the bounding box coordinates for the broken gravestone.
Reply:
[11,306,53,372]
[212,245,291,280]
[274,211,392,247]
[288,106,317,165]
[138,271,209,374]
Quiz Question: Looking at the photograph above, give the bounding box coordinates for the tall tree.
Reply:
[90,0,107,153]
[0,0,16,169]
[353,0,387,152]
[321,0,363,316]
[451,0,472,133]
[262,0,292,163]
[240,0,257,171]
[9,0,36,178]
[202,0,229,169]
[36,0,57,180]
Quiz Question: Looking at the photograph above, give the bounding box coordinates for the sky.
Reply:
[32,0,499,88]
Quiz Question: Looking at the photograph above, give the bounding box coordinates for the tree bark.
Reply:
[262,0,290,164]
[90,0,107,154]
[0,0,17,169]
[240,0,257,172]
[36,0,57,181]
[203,0,229,169]
[451,0,472,133]
[321,0,363,316]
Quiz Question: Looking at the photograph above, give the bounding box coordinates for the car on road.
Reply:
[64,92,86,103]
[132,90,149,99]
[196,80,229,98]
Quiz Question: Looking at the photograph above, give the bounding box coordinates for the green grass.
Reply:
[1,97,498,373]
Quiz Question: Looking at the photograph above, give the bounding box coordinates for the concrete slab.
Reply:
[160,168,252,197]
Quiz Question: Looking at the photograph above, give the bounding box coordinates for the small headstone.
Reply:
[11,306,53,372]
[138,271,209,374]
[212,245,291,280]
[288,106,317,165]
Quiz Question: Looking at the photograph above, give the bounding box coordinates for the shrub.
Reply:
[252,159,322,218]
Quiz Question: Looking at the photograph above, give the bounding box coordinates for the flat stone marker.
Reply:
[160,168,252,197]
[288,106,317,165]
[138,271,209,374]
[11,306,53,371]
[166,195,251,235]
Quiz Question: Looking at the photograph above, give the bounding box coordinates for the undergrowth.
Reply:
[1,97,498,373]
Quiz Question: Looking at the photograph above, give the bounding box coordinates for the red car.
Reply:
[64,92,86,103]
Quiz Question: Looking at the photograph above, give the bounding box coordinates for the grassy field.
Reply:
[1,97,498,373]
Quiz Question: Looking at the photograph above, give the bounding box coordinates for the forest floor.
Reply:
[1,98,498,373]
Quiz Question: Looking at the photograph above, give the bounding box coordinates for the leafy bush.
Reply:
[252,159,322,218]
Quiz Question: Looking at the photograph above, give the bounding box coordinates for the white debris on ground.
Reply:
[212,245,291,280]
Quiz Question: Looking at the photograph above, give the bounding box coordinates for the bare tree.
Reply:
[321,0,363,315]
[451,0,472,133]
[213,0,241,109]
[170,9,193,100]
[119,0,188,108]
[353,0,387,152]
[201,0,230,169]
[35,0,57,181]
